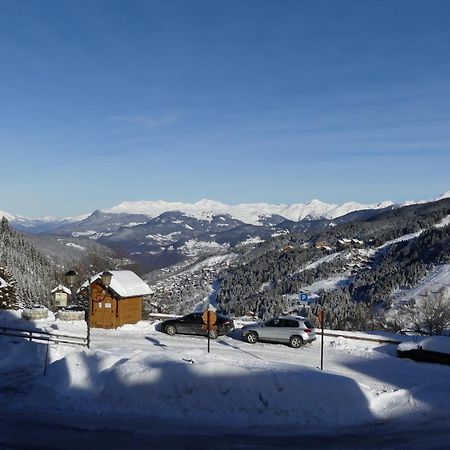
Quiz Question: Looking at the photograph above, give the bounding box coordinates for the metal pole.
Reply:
[320,310,324,371]
[86,276,91,349]
[207,310,210,354]
[44,342,50,376]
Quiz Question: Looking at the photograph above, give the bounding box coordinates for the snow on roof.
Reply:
[82,270,152,298]
[0,277,10,289]
[51,284,71,295]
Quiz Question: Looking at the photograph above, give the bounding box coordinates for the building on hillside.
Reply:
[51,284,71,308]
[314,239,332,251]
[80,270,152,329]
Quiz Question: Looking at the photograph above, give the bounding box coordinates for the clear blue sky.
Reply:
[1,0,450,216]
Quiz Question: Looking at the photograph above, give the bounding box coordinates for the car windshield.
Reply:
[304,320,315,329]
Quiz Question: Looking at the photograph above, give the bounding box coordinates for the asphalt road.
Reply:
[0,412,449,450]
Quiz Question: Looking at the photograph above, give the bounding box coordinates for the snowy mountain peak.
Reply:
[0,210,17,221]
[103,198,394,226]
[437,190,450,200]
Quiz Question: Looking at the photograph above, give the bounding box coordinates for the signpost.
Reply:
[299,291,308,303]
[317,309,326,371]
[202,309,217,353]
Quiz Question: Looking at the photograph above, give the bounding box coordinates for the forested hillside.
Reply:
[0,217,128,309]
[215,198,450,329]
[0,217,59,308]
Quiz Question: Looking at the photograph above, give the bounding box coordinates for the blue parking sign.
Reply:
[299,292,308,302]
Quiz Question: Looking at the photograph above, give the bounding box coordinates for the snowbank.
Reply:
[26,350,373,427]
[399,336,450,355]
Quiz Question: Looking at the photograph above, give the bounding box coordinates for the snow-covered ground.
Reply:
[0,311,450,448]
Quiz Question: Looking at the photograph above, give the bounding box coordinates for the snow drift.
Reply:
[26,350,373,427]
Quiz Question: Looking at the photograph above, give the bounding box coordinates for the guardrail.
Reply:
[0,325,87,347]
[316,330,402,345]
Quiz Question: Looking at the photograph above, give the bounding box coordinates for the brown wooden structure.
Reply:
[84,271,151,329]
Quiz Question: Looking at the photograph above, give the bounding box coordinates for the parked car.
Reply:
[397,337,450,365]
[241,316,316,348]
[160,312,235,339]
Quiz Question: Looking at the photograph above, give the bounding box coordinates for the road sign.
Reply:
[299,291,308,302]
[202,310,217,326]
[202,309,218,354]
[317,309,326,325]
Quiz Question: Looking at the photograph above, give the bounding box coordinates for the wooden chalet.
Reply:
[81,270,152,329]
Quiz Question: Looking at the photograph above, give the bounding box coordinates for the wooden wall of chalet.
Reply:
[90,281,142,329]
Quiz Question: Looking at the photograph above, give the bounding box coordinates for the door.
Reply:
[91,284,116,328]
[177,313,203,335]
[279,319,300,343]
[259,318,283,342]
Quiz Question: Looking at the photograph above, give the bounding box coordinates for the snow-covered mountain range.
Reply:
[3,190,450,230]
[2,191,449,272]
[104,198,395,225]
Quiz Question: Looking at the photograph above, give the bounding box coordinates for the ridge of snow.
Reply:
[103,198,395,226]
[1,189,448,226]
[0,210,90,225]
[0,210,18,221]
[436,190,450,200]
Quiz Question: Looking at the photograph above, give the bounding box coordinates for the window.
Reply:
[183,313,197,323]
[282,319,299,328]
[265,319,281,327]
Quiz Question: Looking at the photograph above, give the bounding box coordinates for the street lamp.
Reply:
[101,271,113,288]
[65,270,77,288]
[65,270,92,349]
[65,270,77,308]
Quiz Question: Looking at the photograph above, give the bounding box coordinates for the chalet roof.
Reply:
[51,284,72,295]
[0,276,10,289]
[82,270,152,298]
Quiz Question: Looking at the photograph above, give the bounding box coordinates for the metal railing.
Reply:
[316,329,402,345]
[0,325,87,347]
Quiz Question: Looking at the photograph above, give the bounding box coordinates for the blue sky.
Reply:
[1,0,450,216]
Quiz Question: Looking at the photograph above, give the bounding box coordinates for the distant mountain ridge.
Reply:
[2,190,450,229]
[1,191,449,273]
[104,198,395,225]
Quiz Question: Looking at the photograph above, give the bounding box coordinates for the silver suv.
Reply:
[241,316,316,348]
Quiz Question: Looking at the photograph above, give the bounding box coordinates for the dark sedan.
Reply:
[160,312,235,339]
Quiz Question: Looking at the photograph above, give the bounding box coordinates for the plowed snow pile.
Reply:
[26,350,373,427]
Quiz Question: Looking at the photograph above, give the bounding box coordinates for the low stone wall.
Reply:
[57,310,85,321]
[22,308,49,320]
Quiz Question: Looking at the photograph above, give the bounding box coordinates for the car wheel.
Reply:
[245,331,258,344]
[208,329,219,339]
[165,325,177,336]
[289,335,303,348]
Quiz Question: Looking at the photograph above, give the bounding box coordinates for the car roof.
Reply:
[277,315,307,321]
